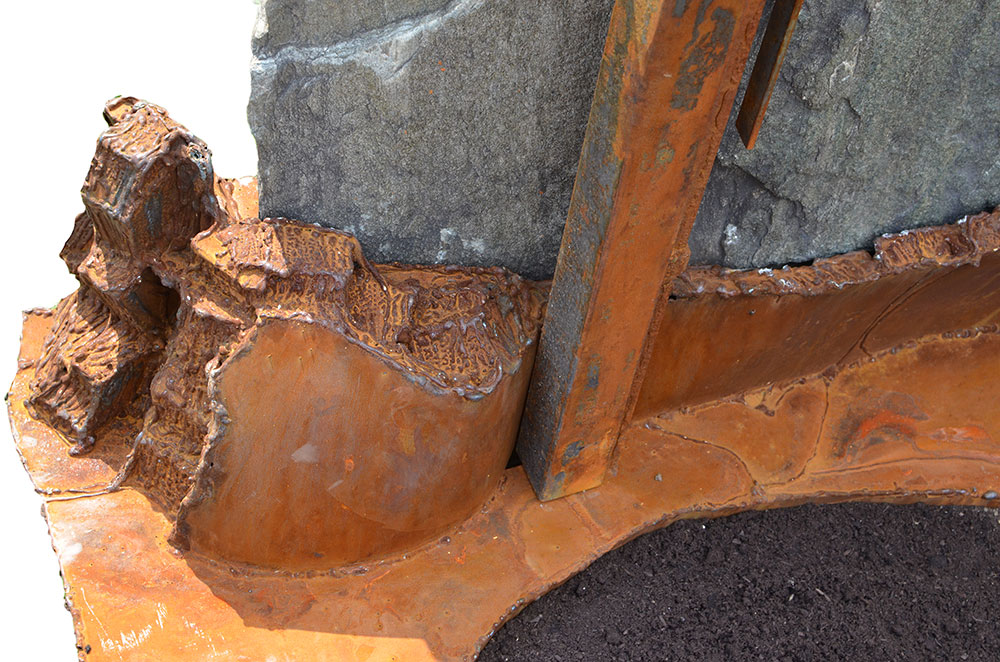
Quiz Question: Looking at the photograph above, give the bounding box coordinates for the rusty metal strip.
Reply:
[735,0,805,149]
[635,209,1000,417]
[517,0,769,501]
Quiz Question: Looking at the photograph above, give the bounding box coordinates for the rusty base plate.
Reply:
[9,311,1000,661]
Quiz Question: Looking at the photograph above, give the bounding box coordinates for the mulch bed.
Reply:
[480,502,999,661]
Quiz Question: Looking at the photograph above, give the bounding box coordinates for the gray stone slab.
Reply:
[689,0,1000,268]
[250,0,613,280]
[251,0,999,279]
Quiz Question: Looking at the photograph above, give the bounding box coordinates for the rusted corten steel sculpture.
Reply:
[6,0,1000,660]
[9,99,1000,661]
[26,96,545,569]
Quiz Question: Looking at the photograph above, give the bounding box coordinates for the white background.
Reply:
[0,2,260,657]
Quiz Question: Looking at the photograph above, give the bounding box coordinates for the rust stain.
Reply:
[930,426,992,444]
[672,7,737,110]
[831,390,929,462]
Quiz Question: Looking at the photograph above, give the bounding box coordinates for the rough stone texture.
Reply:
[251,0,1000,278]
[249,0,613,280]
[689,0,1000,268]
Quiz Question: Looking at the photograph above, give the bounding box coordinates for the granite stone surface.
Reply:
[249,0,613,280]
[250,0,1000,278]
[689,0,1000,268]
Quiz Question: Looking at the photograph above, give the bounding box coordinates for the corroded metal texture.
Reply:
[27,96,219,454]
[517,0,770,501]
[10,312,1000,661]
[9,79,1000,662]
[24,98,544,569]
[735,0,805,148]
[178,317,536,568]
[636,210,1000,418]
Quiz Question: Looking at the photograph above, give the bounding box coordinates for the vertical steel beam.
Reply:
[517,0,769,500]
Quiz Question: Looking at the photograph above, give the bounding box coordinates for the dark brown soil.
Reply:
[480,503,1000,662]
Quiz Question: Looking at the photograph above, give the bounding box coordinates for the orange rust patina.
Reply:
[24,96,545,570]
[7,58,1000,662]
[10,298,1000,661]
[638,209,1000,417]
[517,0,771,500]
[9,97,1000,661]
[735,0,805,149]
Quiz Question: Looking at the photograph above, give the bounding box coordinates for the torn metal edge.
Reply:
[672,209,1000,299]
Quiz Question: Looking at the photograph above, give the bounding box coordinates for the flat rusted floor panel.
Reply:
[11,313,999,661]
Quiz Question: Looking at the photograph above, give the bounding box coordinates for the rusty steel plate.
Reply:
[636,209,1000,418]
[10,310,1000,661]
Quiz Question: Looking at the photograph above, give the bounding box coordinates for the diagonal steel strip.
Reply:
[736,0,805,149]
[518,0,770,500]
